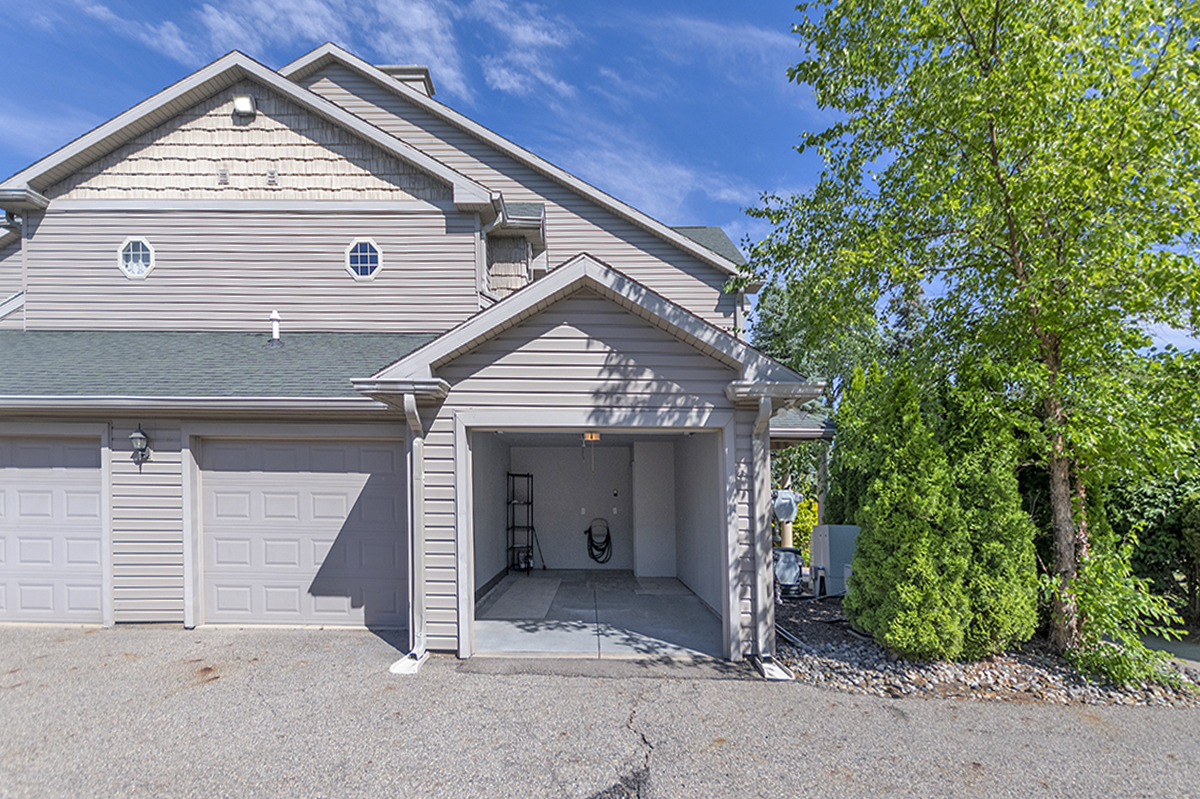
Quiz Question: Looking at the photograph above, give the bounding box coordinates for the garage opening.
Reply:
[470,430,724,659]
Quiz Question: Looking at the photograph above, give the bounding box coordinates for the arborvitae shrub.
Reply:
[939,389,1038,659]
[843,371,969,660]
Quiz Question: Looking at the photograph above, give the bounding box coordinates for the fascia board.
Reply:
[348,378,451,404]
[280,44,742,277]
[0,396,389,411]
[768,426,837,443]
[1,51,492,210]
[0,291,25,320]
[367,253,782,382]
[724,381,826,404]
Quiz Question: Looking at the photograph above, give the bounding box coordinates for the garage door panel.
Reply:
[0,437,103,623]
[202,439,406,628]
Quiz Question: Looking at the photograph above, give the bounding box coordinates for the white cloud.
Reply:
[363,0,471,98]
[79,3,205,64]
[195,0,352,56]
[469,0,576,97]
[69,0,474,98]
[0,107,101,168]
[548,118,757,223]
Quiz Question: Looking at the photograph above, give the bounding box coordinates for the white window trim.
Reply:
[118,237,155,279]
[345,238,382,281]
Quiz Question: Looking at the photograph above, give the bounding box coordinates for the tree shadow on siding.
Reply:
[307,472,409,638]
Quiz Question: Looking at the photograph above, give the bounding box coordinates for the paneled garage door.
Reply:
[201,439,406,627]
[0,437,104,623]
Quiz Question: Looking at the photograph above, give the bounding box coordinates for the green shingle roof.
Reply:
[505,202,544,219]
[0,331,436,397]
[671,226,747,266]
[770,407,836,438]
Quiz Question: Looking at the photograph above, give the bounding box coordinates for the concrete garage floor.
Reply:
[474,569,723,659]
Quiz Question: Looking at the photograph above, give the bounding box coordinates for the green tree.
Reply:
[744,0,1200,653]
[937,381,1039,659]
[843,369,970,659]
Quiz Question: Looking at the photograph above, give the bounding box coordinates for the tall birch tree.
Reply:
[745,0,1200,651]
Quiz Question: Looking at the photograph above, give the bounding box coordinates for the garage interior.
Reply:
[470,430,725,659]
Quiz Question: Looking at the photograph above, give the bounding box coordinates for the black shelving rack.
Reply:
[507,472,540,572]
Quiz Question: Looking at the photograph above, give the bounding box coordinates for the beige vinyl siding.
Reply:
[735,410,755,645]
[25,209,478,332]
[301,66,738,331]
[420,290,743,650]
[111,420,184,622]
[48,80,450,203]
[0,240,21,329]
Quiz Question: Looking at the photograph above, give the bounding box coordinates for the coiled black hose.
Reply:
[585,518,612,563]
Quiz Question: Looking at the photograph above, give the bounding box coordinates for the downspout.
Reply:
[390,392,429,675]
[751,396,793,680]
[734,291,746,341]
[478,194,508,304]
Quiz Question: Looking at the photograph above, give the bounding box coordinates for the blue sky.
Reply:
[2,0,1194,350]
[0,0,826,251]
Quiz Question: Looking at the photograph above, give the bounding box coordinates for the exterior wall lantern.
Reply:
[129,425,152,470]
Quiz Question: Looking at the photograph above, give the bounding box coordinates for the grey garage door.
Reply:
[0,437,104,623]
[201,439,406,627]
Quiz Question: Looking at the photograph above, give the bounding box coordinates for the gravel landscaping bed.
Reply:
[775,595,1200,707]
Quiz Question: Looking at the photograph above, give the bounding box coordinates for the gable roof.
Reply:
[353,253,820,404]
[672,227,746,266]
[281,44,750,283]
[0,331,434,400]
[0,51,492,212]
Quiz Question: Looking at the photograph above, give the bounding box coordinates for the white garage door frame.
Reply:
[451,409,739,660]
[181,421,406,629]
[0,422,113,627]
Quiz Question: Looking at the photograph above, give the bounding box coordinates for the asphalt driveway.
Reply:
[2,625,1197,798]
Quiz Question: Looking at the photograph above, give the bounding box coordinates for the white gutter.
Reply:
[0,396,392,411]
[391,392,430,675]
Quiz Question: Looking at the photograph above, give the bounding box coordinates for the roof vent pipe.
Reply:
[267,310,283,348]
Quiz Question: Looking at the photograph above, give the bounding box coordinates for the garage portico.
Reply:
[356,254,825,664]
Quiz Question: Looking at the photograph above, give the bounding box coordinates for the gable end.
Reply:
[46,80,452,203]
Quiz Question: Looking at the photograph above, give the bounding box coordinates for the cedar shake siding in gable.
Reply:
[298,65,738,331]
[416,290,752,650]
[46,80,451,203]
[23,208,478,332]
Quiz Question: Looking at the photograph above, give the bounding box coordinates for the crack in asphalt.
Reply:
[585,688,655,798]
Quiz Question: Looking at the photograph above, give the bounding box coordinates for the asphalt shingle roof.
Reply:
[0,331,436,398]
[505,202,544,219]
[671,226,747,266]
[770,407,836,438]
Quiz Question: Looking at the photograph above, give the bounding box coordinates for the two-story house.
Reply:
[0,44,822,666]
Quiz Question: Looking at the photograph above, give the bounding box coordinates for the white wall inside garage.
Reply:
[510,445,633,570]
[632,441,676,578]
[674,432,723,614]
[471,432,508,592]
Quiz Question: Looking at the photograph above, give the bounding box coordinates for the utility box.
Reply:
[810,525,860,596]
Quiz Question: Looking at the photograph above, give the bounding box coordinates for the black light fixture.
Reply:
[129,425,152,470]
